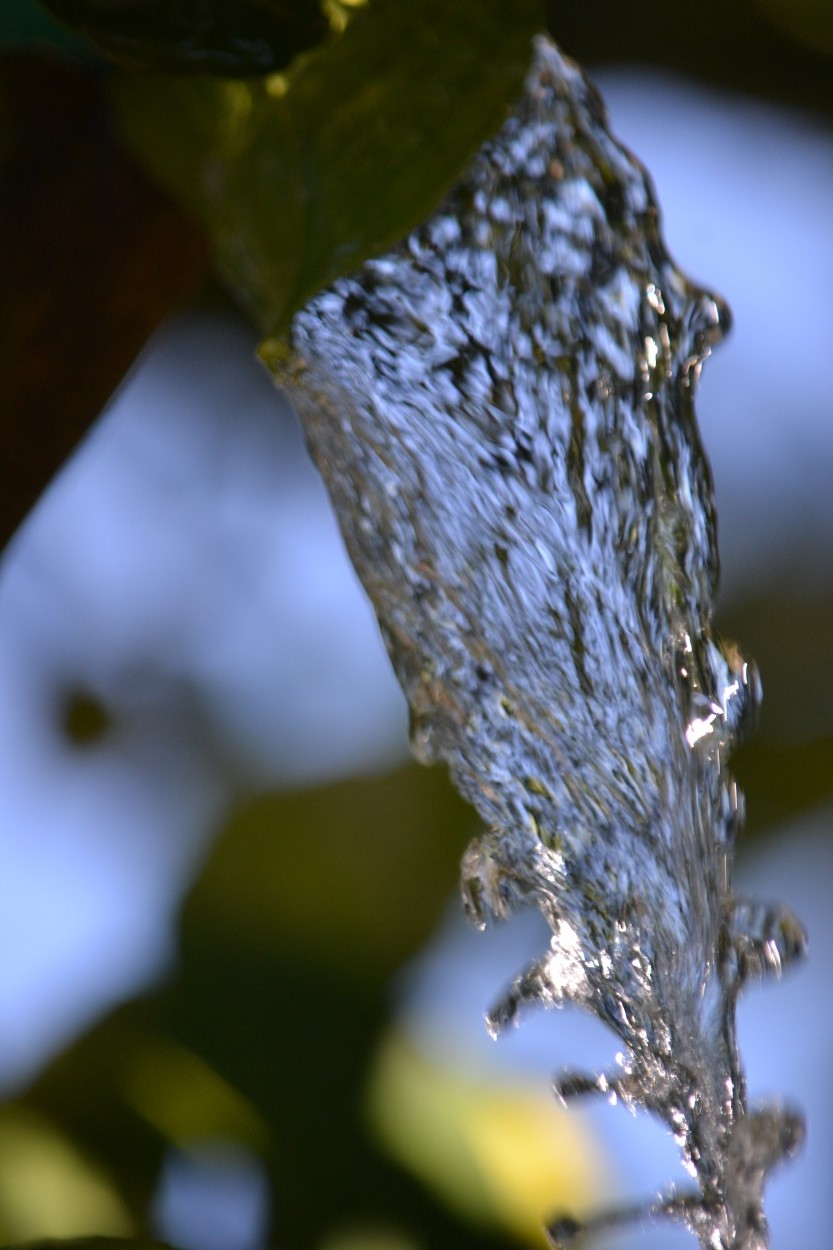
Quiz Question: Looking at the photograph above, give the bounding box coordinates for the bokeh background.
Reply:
[1,3,832,1248]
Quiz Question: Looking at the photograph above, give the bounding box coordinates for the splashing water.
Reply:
[270,37,806,1249]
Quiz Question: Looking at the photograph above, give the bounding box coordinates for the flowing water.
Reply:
[271,37,806,1248]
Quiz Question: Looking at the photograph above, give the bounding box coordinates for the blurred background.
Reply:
[0,2,832,1248]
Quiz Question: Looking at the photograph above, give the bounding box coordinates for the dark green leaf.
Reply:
[36,0,330,74]
[114,0,544,336]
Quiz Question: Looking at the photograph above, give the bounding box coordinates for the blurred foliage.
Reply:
[112,0,543,336]
[188,763,474,979]
[8,764,544,1249]
[0,0,93,58]
[0,1109,133,1243]
[718,592,833,745]
[734,732,833,833]
[544,0,833,115]
[4,1242,172,1250]
[38,0,331,75]
[718,589,833,836]
[368,1032,606,1246]
[752,0,833,56]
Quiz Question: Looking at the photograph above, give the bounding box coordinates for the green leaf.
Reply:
[36,0,330,75]
[114,0,544,336]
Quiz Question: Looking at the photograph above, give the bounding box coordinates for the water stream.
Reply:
[272,37,806,1249]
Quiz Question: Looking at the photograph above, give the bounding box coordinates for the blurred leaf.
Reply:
[0,0,94,58]
[752,0,833,56]
[4,1241,172,1249]
[16,1010,172,1232]
[0,1108,133,1244]
[319,1230,420,1250]
[718,588,833,745]
[367,1032,608,1247]
[543,0,833,118]
[188,760,474,978]
[715,586,833,837]
[733,732,833,834]
[117,1035,269,1152]
[37,0,331,74]
[114,0,544,336]
[21,763,518,1248]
